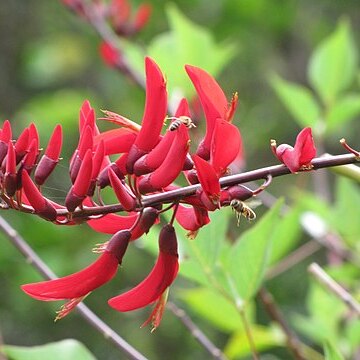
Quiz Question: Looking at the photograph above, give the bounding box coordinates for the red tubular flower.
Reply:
[22,230,131,319]
[210,119,242,176]
[185,65,228,160]
[0,120,12,163]
[108,224,178,312]
[87,140,105,196]
[175,205,210,238]
[14,127,30,163]
[70,125,93,183]
[28,123,40,155]
[100,42,121,68]
[108,168,136,211]
[35,125,63,186]
[138,124,190,194]
[126,57,167,173]
[66,149,93,212]
[21,170,57,221]
[21,139,38,173]
[94,128,136,156]
[133,3,152,33]
[133,98,191,176]
[272,127,316,173]
[4,142,17,197]
[192,154,221,204]
[79,100,97,134]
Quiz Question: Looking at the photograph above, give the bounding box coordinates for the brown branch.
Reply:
[308,263,360,316]
[0,216,148,360]
[258,288,306,360]
[48,153,359,219]
[167,302,228,360]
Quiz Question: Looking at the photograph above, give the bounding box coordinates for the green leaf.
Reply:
[332,177,360,246]
[180,287,253,333]
[225,324,285,358]
[308,20,357,105]
[270,74,320,127]
[269,206,301,265]
[148,4,236,98]
[326,93,360,132]
[225,199,283,304]
[324,340,345,360]
[0,339,96,360]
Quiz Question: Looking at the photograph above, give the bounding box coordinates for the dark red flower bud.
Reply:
[21,170,57,221]
[0,120,12,164]
[4,142,17,197]
[108,168,136,211]
[34,125,62,186]
[100,42,121,68]
[186,169,199,184]
[220,185,254,206]
[66,149,93,212]
[98,153,127,189]
[87,140,105,196]
[133,3,152,32]
[130,207,159,240]
[105,230,131,264]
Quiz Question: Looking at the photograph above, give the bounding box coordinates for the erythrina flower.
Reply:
[22,230,131,320]
[108,224,178,322]
[126,57,167,173]
[271,127,316,173]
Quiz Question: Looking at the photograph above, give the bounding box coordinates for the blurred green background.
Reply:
[1,1,360,359]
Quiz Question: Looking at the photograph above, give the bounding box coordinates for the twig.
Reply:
[49,153,359,219]
[82,2,145,88]
[239,309,259,360]
[308,263,360,316]
[0,216,148,360]
[167,302,228,360]
[258,288,306,360]
[267,241,322,280]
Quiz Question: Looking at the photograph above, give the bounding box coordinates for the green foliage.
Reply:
[225,199,283,304]
[0,339,96,360]
[148,4,235,97]
[308,20,357,106]
[323,341,345,360]
[225,325,285,359]
[270,74,320,128]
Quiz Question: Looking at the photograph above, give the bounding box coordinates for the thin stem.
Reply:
[308,263,360,316]
[258,288,306,360]
[239,309,259,360]
[167,302,228,360]
[47,153,359,219]
[0,215,148,360]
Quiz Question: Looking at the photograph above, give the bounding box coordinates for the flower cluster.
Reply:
[0,57,316,330]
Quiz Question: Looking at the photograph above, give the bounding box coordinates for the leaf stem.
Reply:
[239,309,259,360]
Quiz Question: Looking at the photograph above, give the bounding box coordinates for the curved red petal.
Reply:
[294,127,316,165]
[94,128,136,155]
[175,205,209,231]
[45,125,63,160]
[87,212,138,234]
[185,65,228,159]
[138,125,189,193]
[21,251,119,301]
[210,119,242,176]
[192,154,220,199]
[72,149,93,197]
[134,57,167,152]
[108,225,178,311]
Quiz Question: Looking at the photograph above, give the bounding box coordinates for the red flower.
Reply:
[108,224,178,316]
[126,57,167,173]
[271,127,316,173]
[22,230,131,320]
